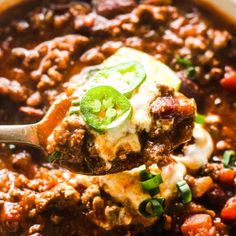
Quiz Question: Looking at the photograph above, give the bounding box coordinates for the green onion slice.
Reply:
[139,198,165,218]
[48,151,61,163]
[195,114,205,124]
[176,57,192,68]
[140,170,154,181]
[91,61,146,97]
[141,174,163,191]
[176,180,192,204]
[186,66,196,78]
[223,150,236,168]
[80,85,132,132]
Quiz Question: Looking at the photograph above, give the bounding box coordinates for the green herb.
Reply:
[195,114,205,124]
[176,57,196,78]
[139,198,165,217]
[176,57,192,68]
[48,151,61,163]
[186,66,196,78]
[176,180,192,204]
[140,170,163,196]
[222,150,236,168]
[141,174,163,191]
[140,170,154,181]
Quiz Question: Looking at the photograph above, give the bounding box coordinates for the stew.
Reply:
[0,0,236,235]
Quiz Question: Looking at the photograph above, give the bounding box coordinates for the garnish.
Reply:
[222,150,236,168]
[140,170,163,195]
[176,57,196,78]
[139,198,165,218]
[176,57,192,68]
[48,151,61,163]
[80,85,132,132]
[176,180,192,204]
[69,106,80,116]
[91,61,146,97]
[69,99,81,115]
[71,100,80,106]
[186,66,196,78]
[195,114,205,124]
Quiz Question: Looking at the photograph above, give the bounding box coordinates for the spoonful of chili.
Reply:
[0,47,196,175]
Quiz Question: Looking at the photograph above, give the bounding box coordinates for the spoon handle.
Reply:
[0,124,40,146]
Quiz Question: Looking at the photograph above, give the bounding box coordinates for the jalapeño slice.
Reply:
[91,61,146,97]
[80,85,132,132]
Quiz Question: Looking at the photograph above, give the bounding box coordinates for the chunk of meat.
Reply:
[35,183,81,211]
[185,175,213,198]
[19,106,44,117]
[0,202,23,233]
[221,195,236,220]
[145,85,195,167]
[47,116,86,164]
[181,214,216,236]
[93,0,137,18]
[0,77,27,102]
[150,93,195,119]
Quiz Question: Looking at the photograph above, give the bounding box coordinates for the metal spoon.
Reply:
[0,96,71,157]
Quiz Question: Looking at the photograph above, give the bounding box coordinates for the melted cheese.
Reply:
[130,76,160,132]
[93,122,140,164]
[173,124,214,171]
[99,162,186,214]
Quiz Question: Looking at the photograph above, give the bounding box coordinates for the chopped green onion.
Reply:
[187,66,196,78]
[223,150,236,168]
[139,198,165,218]
[141,174,163,191]
[140,170,153,181]
[176,57,192,68]
[48,151,61,163]
[71,100,80,106]
[195,114,205,124]
[176,57,196,79]
[149,188,160,196]
[176,180,192,204]
[69,106,80,115]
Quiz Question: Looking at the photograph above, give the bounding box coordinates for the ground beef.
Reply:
[0,77,28,103]
[93,0,137,18]
[11,35,89,90]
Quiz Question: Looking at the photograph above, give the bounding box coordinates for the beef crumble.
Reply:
[0,0,236,235]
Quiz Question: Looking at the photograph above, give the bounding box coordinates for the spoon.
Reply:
[0,94,144,175]
[0,96,71,158]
